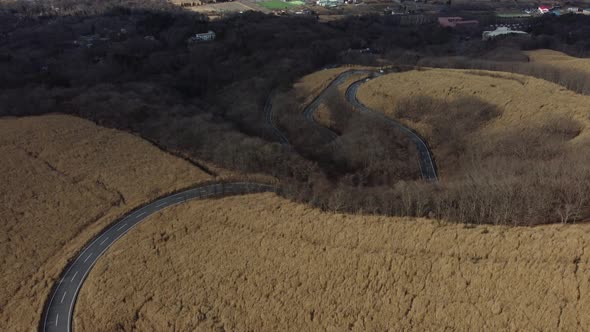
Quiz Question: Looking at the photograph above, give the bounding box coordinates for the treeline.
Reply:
[3,3,447,136]
[417,56,590,96]
[395,14,590,95]
[388,95,589,225]
[0,0,179,16]
[3,1,590,226]
[271,80,590,225]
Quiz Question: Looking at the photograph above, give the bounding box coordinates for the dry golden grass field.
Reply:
[76,193,590,331]
[526,49,590,75]
[0,114,211,331]
[356,68,590,176]
[7,66,590,331]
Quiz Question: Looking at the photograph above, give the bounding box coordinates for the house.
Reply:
[482,26,528,41]
[188,30,216,43]
[317,0,343,7]
[438,17,479,29]
[538,5,551,13]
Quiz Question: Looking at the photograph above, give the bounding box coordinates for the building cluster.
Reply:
[437,17,529,41]
[527,5,590,16]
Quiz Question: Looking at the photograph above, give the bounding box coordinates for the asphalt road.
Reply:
[264,93,290,145]
[345,77,438,181]
[302,69,372,144]
[42,69,437,332]
[41,182,277,332]
[298,68,438,181]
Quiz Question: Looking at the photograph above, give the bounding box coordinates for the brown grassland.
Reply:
[7,65,590,330]
[76,193,590,331]
[356,68,590,177]
[0,114,211,331]
[526,49,590,75]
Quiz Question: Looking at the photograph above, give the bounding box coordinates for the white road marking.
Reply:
[84,253,93,263]
[117,224,127,231]
[156,201,168,207]
[137,212,146,218]
[44,183,278,332]
[55,313,59,327]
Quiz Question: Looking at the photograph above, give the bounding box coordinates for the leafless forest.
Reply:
[3,0,590,225]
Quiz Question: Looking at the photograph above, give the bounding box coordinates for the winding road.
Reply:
[297,68,437,181]
[301,70,372,144]
[43,68,437,332]
[345,77,438,181]
[41,182,277,332]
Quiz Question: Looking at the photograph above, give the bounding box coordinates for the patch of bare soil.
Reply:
[0,114,211,331]
[76,193,590,331]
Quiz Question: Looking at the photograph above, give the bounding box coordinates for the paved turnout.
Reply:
[42,182,277,332]
[345,77,438,181]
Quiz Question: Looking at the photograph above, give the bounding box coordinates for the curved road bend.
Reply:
[345,78,438,181]
[302,69,373,144]
[42,182,278,332]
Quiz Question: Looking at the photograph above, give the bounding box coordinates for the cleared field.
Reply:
[76,193,590,331]
[188,1,260,13]
[356,68,590,174]
[258,0,302,9]
[526,49,590,75]
[0,114,211,331]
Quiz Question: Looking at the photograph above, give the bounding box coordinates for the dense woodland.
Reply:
[3,0,590,225]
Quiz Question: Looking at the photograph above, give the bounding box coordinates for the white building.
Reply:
[188,30,216,43]
[482,26,528,41]
[316,0,343,7]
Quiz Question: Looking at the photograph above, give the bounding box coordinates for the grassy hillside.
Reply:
[0,114,211,331]
[352,68,590,225]
[76,193,590,331]
[357,68,590,164]
[526,49,590,75]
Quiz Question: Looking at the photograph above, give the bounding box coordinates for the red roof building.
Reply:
[538,5,551,13]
